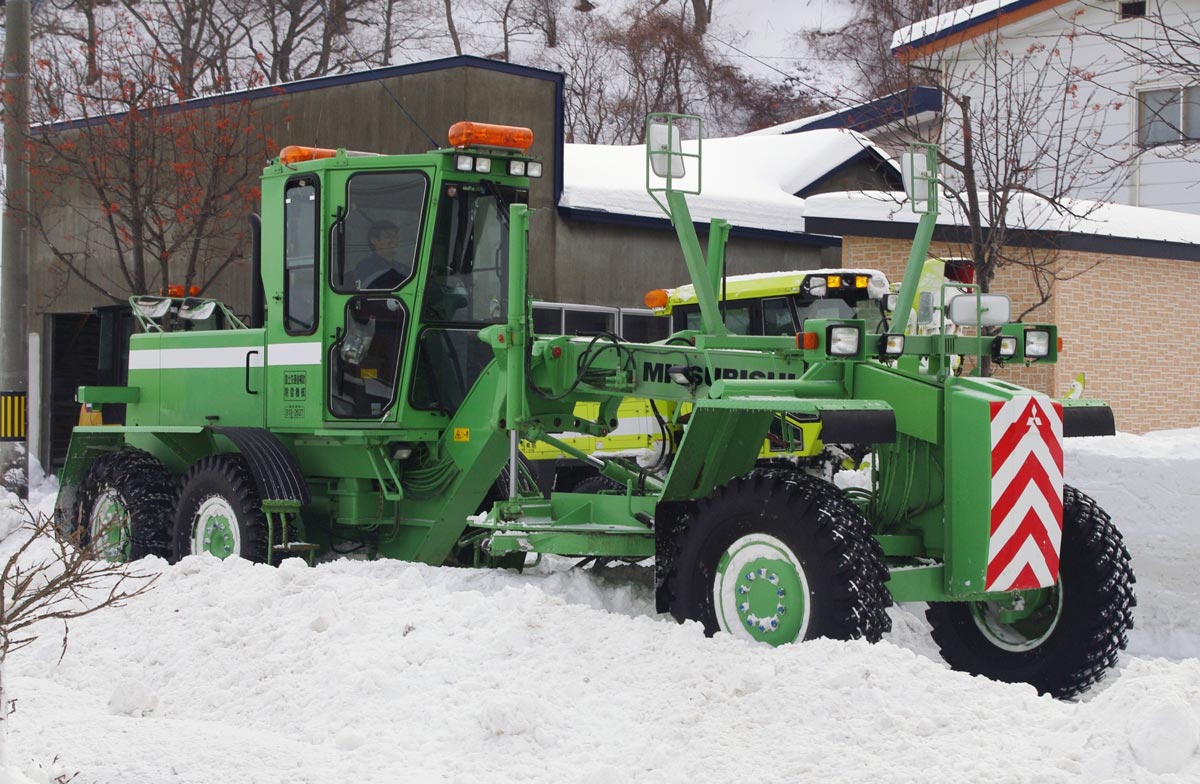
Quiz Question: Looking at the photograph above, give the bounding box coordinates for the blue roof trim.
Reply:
[893,0,1049,53]
[789,87,941,134]
[557,206,841,248]
[39,55,565,134]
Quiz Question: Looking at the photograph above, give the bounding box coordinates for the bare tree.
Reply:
[0,501,156,766]
[520,0,564,48]
[443,0,463,55]
[27,27,271,304]
[30,0,115,86]
[117,0,246,99]
[801,0,963,101]
[796,0,1135,319]
[236,0,373,84]
[1073,1,1200,155]
[542,11,620,142]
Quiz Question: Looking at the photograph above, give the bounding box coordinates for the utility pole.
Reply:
[0,0,31,496]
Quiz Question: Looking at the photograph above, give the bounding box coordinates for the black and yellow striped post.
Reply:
[0,392,26,442]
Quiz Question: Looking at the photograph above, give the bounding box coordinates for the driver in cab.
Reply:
[353,220,404,290]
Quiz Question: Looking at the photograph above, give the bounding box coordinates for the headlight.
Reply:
[474,157,492,173]
[1025,330,1050,358]
[880,333,905,357]
[828,326,860,356]
[526,161,544,178]
[994,335,1018,359]
[454,154,474,172]
[508,160,527,176]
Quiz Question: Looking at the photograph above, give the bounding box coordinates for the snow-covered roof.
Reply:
[892,0,1072,54]
[803,190,1200,247]
[561,130,894,235]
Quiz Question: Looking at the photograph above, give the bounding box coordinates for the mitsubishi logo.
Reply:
[1027,412,1042,429]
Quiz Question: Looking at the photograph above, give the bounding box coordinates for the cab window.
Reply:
[762,297,795,336]
[284,178,318,334]
[332,171,427,292]
[680,304,753,334]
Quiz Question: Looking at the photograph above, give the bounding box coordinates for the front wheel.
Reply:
[925,486,1136,699]
[665,471,892,644]
[173,454,269,562]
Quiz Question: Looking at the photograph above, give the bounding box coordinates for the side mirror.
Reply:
[901,151,928,202]
[648,122,685,179]
[947,294,1012,327]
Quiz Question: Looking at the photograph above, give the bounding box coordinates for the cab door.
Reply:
[265,174,325,431]
[323,170,430,422]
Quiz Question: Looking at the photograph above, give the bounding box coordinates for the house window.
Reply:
[1119,1,1147,19]
[1138,86,1200,145]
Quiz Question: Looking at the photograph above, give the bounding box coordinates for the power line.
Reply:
[322,2,439,149]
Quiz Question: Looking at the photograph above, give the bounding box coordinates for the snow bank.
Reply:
[1066,430,1200,661]
[0,429,1197,782]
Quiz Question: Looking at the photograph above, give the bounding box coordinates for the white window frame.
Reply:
[1136,83,1200,147]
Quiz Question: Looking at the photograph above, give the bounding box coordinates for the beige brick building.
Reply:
[806,194,1200,434]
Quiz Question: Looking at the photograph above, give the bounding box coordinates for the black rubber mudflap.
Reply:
[1063,405,1116,438]
[212,426,311,504]
[820,408,897,444]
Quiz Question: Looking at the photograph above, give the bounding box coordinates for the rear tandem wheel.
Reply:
[173,454,271,562]
[71,447,175,562]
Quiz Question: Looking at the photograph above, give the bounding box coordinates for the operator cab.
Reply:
[646,269,890,338]
[264,123,542,428]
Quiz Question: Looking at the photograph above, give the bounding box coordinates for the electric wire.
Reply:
[321,1,440,149]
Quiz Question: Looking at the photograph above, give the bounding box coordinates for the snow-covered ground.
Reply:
[1,429,1199,783]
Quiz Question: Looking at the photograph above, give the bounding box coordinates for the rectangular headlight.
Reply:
[828,326,860,356]
[880,333,905,356]
[455,154,474,172]
[474,157,492,173]
[527,161,543,178]
[1025,330,1050,358]
[995,335,1018,359]
[508,160,526,176]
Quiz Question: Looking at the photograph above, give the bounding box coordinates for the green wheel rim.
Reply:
[88,487,131,562]
[969,584,1063,652]
[714,533,810,644]
[191,496,240,559]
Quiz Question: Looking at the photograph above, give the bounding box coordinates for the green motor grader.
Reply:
[57,115,1133,698]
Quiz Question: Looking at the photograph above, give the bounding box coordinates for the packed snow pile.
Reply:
[0,429,1197,783]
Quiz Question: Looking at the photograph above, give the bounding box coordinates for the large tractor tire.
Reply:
[72,448,175,562]
[173,454,270,563]
[665,470,892,644]
[925,486,1136,699]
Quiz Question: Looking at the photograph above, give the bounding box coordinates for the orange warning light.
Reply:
[644,289,670,309]
[448,121,534,151]
[280,145,337,165]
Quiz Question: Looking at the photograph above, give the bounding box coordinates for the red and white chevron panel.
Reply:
[986,396,1064,592]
